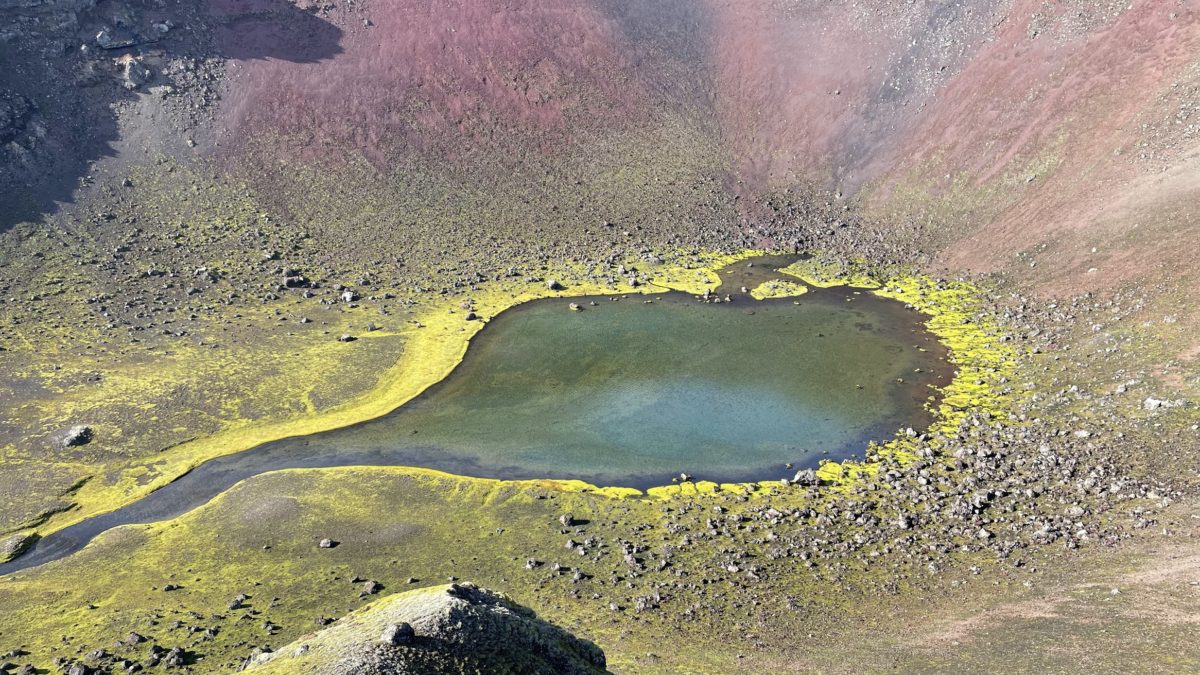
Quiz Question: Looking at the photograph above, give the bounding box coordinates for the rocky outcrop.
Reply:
[247,583,608,675]
[0,533,39,564]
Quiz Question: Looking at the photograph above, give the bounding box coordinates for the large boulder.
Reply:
[248,583,608,675]
[0,532,39,564]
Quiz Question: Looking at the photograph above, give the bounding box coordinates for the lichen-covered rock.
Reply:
[249,583,607,674]
[0,532,38,564]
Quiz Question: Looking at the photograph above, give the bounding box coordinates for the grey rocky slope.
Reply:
[247,583,608,675]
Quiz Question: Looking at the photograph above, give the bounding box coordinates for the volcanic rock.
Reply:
[247,583,607,674]
[792,469,818,486]
[60,425,92,447]
[379,622,414,646]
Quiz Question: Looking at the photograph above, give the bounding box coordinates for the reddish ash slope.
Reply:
[706,0,1004,190]
[212,0,1200,304]
[215,0,670,166]
[872,0,1200,293]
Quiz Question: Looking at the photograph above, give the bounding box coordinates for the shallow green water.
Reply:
[317,289,948,486]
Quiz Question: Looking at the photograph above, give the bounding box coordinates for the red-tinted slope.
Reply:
[706,0,1005,189]
[874,0,1200,291]
[215,0,675,166]
[210,0,1200,298]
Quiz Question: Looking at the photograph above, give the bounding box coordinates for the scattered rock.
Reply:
[1143,397,1187,411]
[95,28,137,50]
[791,469,818,486]
[0,90,33,147]
[163,647,185,667]
[121,60,151,90]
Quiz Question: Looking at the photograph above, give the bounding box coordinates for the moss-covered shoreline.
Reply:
[7,251,751,541]
[11,250,1017,545]
[0,252,1191,673]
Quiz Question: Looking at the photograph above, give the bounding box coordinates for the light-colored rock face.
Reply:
[249,583,608,675]
[0,533,38,564]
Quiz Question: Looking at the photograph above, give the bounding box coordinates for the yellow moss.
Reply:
[26,250,1021,537]
[0,463,848,673]
[781,268,1022,489]
[780,258,882,290]
[644,481,723,499]
[551,480,643,500]
[749,279,809,300]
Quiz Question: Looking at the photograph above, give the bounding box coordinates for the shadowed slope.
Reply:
[0,0,344,231]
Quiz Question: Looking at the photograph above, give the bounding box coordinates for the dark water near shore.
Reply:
[2,258,950,574]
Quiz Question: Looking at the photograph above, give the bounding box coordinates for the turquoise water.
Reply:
[314,289,948,485]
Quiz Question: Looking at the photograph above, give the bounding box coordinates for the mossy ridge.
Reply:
[248,582,608,674]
